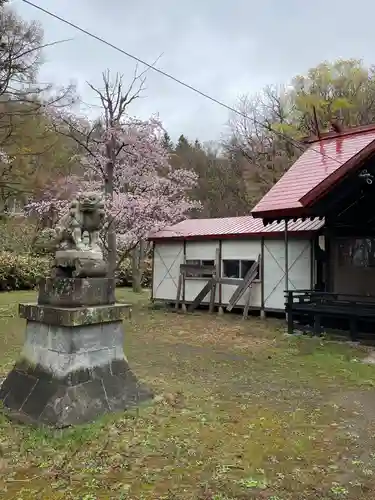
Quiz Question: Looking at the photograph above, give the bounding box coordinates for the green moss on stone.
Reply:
[15,357,39,373]
[19,303,130,327]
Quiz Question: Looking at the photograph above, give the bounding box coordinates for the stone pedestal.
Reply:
[54,250,108,279]
[38,278,115,307]
[0,279,153,427]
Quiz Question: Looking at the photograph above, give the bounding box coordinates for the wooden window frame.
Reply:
[222,258,260,281]
[185,259,215,279]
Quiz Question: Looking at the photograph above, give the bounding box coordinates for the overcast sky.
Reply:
[13,0,375,142]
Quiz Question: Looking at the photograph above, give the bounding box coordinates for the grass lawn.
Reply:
[1,290,375,499]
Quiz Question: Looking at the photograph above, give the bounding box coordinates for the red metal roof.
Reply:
[149,216,324,241]
[252,126,375,219]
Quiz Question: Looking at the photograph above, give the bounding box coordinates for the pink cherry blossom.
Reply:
[27,114,200,262]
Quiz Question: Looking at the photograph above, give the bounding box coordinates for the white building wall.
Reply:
[152,242,184,300]
[221,240,262,307]
[152,237,313,311]
[184,240,219,303]
[263,238,312,310]
[185,240,218,260]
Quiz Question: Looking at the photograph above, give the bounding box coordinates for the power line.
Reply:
[21,0,344,165]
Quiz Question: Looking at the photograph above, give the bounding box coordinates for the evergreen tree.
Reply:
[176,134,190,151]
[161,131,173,151]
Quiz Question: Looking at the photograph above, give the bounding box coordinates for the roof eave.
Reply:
[149,229,322,242]
[300,140,375,207]
[302,123,375,144]
[251,207,307,220]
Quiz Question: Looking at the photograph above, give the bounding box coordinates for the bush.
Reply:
[116,258,152,288]
[0,218,56,257]
[0,218,154,290]
[0,252,51,291]
[31,228,56,256]
[0,217,39,254]
[0,251,152,291]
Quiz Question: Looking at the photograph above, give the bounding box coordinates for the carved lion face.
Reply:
[78,192,104,213]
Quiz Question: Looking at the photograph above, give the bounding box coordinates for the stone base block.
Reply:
[19,303,131,327]
[53,250,108,279]
[0,318,153,427]
[0,358,152,427]
[38,278,116,307]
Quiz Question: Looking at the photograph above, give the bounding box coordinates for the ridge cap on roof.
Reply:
[174,215,254,223]
[302,123,375,144]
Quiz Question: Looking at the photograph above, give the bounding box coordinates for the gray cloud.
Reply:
[13,0,375,142]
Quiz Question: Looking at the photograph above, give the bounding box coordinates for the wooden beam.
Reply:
[180,264,216,276]
[175,272,183,310]
[260,237,265,318]
[218,241,222,306]
[285,220,289,293]
[209,247,220,314]
[188,279,215,312]
[209,281,216,313]
[218,278,244,286]
[182,241,186,304]
[243,289,252,320]
[226,256,260,312]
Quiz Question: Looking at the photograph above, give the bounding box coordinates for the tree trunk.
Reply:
[132,240,145,293]
[105,140,117,278]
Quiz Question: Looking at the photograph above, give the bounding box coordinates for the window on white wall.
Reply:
[222,259,259,279]
[185,259,215,278]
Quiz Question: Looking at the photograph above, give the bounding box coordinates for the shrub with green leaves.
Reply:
[30,227,56,256]
[0,251,152,291]
[0,251,51,291]
[0,217,39,254]
[116,258,152,288]
[0,218,57,257]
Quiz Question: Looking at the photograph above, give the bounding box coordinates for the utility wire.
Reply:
[22,0,348,166]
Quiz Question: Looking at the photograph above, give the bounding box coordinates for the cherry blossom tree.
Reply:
[28,70,200,276]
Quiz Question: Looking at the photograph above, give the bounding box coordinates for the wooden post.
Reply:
[286,291,294,334]
[260,236,265,319]
[175,269,183,310]
[284,220,289,292]
[310,237,315,290]
[150,242,155,302]
[243,290,252,320]
[182,241,186,308]
[209,247,220,314]
[325,231,333,293]
[218,241,222,307]
[284,220,289,322]
[209,282,216,313]
[216,246,221,312]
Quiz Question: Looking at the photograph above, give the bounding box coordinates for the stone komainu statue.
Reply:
[54,192,105,253]
[52,192,107,278]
